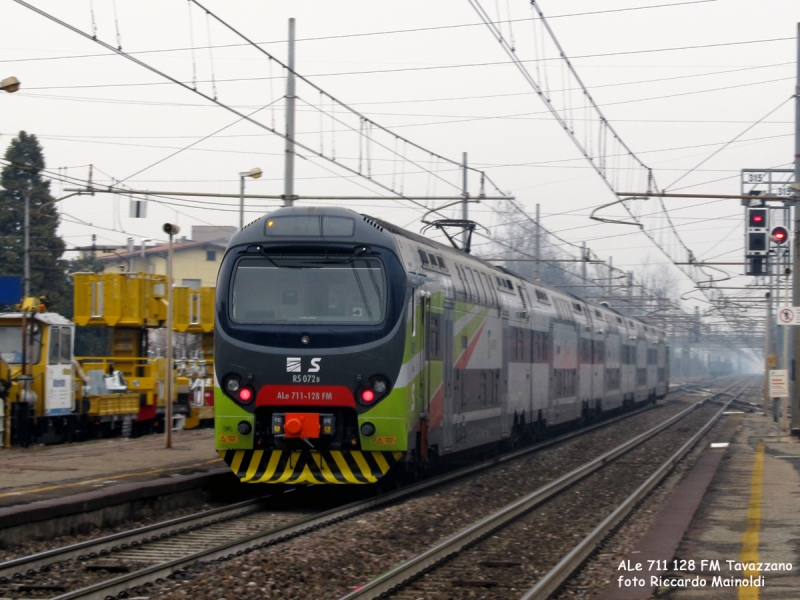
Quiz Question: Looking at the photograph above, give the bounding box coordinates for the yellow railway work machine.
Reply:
[1,297,139,447]
[73,272,216,434]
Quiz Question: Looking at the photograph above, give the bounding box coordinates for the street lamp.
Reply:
[239,167,262,229]
[162,223,180,449]
[1,77,20,93]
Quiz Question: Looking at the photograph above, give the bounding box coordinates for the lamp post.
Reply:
[1,76,19,447]
[238,168,262,229]
[163,223,180,449]
[2,78,25,296]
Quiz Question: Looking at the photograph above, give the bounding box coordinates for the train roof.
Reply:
[0,312,73,326]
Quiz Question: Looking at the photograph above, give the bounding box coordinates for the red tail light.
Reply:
[238,387,253,403]
[360,389,375,403]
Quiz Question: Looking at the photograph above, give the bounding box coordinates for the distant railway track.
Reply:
[338,378,750,600]
[0,378,731,600]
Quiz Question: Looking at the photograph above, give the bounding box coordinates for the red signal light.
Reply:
[771,226,789,245]
[753,214,763,223]
[360,389,375,403]
[238,387,253,402]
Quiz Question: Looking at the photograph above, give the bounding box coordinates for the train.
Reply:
[214,206,669,484]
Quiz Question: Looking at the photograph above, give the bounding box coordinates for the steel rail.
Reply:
[519,381,752,599]
[337,379,748,600]
[3,379,712,600]
[0,496,271,580]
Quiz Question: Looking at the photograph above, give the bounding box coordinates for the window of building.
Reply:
[206,250,217,262]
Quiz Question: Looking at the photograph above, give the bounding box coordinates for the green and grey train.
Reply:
[214,206,669,484]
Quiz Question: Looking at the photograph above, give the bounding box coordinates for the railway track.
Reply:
[0,378,732,600]
[338,378,751,599]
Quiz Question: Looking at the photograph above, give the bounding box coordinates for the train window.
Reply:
[460,266,474,302]
[427,313,442,360]
[573,303,582,313]
[594,341,605,364]
[617,317,623,324]
[475,271,488,304]
[481,273,497,306]
[60,327,72,363]
[0,325,41,364]
[454,265,467,301]
[49,327,60,365]
[465,268,482,304]
[535,289,550,304]
[418,249,429,264]
[505,279,513,289]
[595,310,603,319]
[230,256,386,325]
[436,255,446,269]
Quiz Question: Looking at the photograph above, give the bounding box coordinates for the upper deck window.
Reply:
[231,256,386,325]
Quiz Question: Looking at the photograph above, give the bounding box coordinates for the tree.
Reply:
[0,131,70,312]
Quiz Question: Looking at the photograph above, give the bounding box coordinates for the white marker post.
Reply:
[770,370,790,439]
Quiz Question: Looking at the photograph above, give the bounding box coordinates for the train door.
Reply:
[418,291,431,458]
[45,325,73,416]
[442,300,455,450]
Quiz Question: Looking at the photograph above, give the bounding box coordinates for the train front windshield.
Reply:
[231,256,387,326]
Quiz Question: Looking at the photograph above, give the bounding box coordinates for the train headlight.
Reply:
[238,386,254,403]
[372,378,387,395]
[225,375,241,394]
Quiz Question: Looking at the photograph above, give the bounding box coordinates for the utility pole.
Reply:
[127,237,134,272]
[283,18,296,208]
[765,291,772,415]
[23,187,29,297]
[784,270,791,432]
[462,152,468,249]
[535,204,541,280]
[581,242,587,284]
[627,272,633,302]
[608,256,613,298]
[792,22,800,434]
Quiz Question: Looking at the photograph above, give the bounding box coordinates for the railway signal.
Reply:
[745,206,769,276]
[771,226,789,245]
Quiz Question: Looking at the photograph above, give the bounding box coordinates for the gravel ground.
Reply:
[390,400,734,599]
[550,385,759,600]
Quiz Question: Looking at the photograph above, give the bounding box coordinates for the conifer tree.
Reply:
[0,131,69,311]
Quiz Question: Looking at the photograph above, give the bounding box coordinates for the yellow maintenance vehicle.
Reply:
[0,296,139,446]
[73,271,216,434]
[0,274,216,447]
